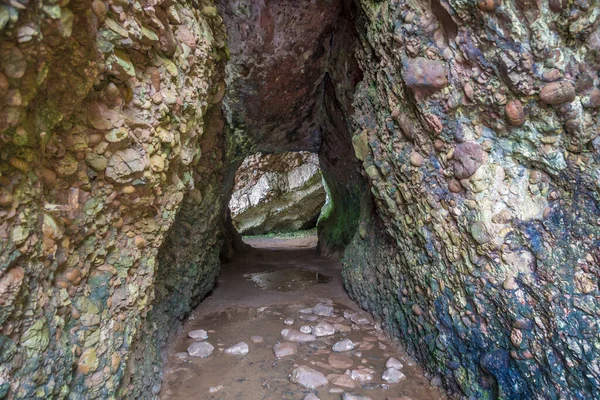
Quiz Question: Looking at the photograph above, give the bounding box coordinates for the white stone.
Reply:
[342,394,372,400]
[382,367,406,383]
[224,342,249,356]
[188,329,208,340]
[313,321,335,337]
[251,336,264,343]
[290,366,329,389]
[332,339,355,352]
[300,325,312,334]
[303,394,320,400]
[349,369,373,382]
[313,303,334,316]
[187,342,214,358]
[284,318,294,326]
[281,328,316,342]
[386,357,404,370]
[273,342,297,358]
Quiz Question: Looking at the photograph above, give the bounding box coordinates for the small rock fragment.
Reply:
[332,339,355,352]
[290,366,329,389]
[187,342,214,358]
[284,318,294,326]
[273,342,297,358]
[328,373,355,388]
[313,321,335,337]
[313,303,334,316]
[281,328,316,342]
[300,325,312,333]
[224,342,249,356]
[251,336,263,343]
[382,368,406,383]
[303,394,320,400]
[188,329,208,340]
[342,393,372,400]
[386,357,404,369]
[350,369,373,382]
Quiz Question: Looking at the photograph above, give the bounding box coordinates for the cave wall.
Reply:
[0,1,227,398]
[341,0,600,399]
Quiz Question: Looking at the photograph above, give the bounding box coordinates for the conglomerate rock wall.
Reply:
[229,152,326,235]
[342,0,600,399]
[0,1,227,398]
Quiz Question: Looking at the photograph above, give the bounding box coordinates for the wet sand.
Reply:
[160,236,446,400]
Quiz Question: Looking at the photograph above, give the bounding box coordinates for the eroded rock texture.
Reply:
[0,1,227,398]
[230,152,325,235]
[342,1,600,399]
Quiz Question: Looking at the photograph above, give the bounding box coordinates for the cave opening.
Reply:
[228,151,327,238]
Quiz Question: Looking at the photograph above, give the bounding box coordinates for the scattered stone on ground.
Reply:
[313,303,334,316]
[187,342,214,358]
[284,318,294,325]
[350,369,373,382]
[281,328,317,342]
[386,357,403,370]
[333,339,355,352]
[328,373,356,388]
[290,366,329,389]
[251,336,264,343]
[273,342,298,358]
[382,367,406,383]
[188,329,208,340]
[342,393,373,400]
[300,325,312,333]
[224,342,249,356]
[313,321,336,337]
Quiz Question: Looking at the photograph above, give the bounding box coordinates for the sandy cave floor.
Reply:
[160,235,446,400]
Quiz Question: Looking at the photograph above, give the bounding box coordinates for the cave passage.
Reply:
[3,0,598,398]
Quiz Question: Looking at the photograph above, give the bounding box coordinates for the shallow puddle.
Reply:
[244,269,331,292]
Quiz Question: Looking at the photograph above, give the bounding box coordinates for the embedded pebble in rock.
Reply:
[328,353,354,369]
[251,336,264,343]
[342,393,373,400]
[313,321,336,337]
[290,366,329,389]
[188,330,208,341]
[281,328,317,342]
[303,394,320,400]
[386,357,404,369]
[332,339,355,352]
[539,80,576,105]
[350,370,373,382]
[284,318,294,326]
[300,325,313,334]
[327,374,356,388]
[273,342,298,358]
[382,368,406,383]
[224,342,249,356]
[313,303,334,316]
[187,342,215,358]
